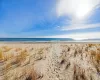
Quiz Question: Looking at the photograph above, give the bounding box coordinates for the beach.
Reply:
[0,42,100,80]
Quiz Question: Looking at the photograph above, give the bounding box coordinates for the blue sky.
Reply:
[0,0,100,40]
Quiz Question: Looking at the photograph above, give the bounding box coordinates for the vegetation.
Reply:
[0,48,3,60]
[16,49,28,63]
[0,44,100,80]
[88,44,100,64]
[2,46,12,52]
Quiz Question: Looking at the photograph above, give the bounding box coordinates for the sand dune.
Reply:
[0,43,100,80]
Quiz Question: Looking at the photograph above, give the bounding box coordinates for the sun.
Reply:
[75,2,92,20]
[57,0,97,20]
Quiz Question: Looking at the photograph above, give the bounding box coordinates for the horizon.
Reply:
[0,37,100,41]
[0,0,100,40]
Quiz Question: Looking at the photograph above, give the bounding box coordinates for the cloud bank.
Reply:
[57,0,100,20]
[46,32,100,40]
[61,23,100,30]
[56,0,100,30]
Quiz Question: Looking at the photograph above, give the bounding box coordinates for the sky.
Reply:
[0,0,100,40]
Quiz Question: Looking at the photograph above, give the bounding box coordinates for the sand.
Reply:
[0,42,100,80]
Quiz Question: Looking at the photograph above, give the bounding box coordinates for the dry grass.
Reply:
[1,48,29,73]
[2,46,12,52]
[15,48,22,52]
[88,44,100,63]
[0,44,100,80]
[37,48,44,54]
[0,46,13,61]
[17,49,28,61]
[95,50,100,63]
[0,48,3,60]
[24,67,36,80]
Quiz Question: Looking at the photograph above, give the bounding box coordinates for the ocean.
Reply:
[0,38,74,42]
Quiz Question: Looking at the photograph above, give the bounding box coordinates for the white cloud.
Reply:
[57,0,100,21]
[61,23,100,30]
[45,32,100,40]
[56,0,100,31]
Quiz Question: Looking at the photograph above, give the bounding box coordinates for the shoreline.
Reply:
[0,41,100,44]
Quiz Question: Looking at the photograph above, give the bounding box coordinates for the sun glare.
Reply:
[75,0,93,19]
[75,4,92,19]
[57,0,99,20]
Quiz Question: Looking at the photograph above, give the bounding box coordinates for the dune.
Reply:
[0,43,100,80]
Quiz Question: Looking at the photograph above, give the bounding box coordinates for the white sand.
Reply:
[0,43,100,80]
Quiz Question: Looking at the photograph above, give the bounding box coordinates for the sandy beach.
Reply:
[0,42,100,80]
